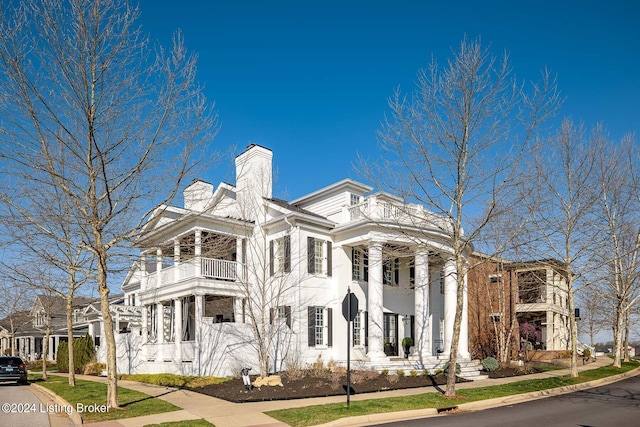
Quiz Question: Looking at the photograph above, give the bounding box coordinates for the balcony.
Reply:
[343,196,450,231]
[144,257,244,291]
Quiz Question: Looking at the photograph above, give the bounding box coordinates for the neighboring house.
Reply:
[0,295,95,361]
[114,144,477,378]
[468,253,572,359]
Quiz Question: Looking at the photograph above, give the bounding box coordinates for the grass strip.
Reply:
[143,420,216,427]
[119,373,230,388]
[32,375,180,423]
[266,360,639,427]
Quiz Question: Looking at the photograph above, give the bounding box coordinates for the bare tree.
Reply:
[0,280,31,357]
[591,134,640,367]
[1,168,92,386]
[522,120,604,377]
[366,37,559,396]
[576,283,608,349]
[0,0,217,407]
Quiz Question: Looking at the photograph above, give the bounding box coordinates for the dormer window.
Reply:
[350,193,360,206]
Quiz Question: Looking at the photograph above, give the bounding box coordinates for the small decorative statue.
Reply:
[241,367,252,391]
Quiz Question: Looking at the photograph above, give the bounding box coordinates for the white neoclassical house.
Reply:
[115,144,479,378]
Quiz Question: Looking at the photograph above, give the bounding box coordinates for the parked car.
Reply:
[0,356,28,384]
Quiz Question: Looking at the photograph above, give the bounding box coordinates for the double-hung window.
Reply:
[270,235,291,276]
[351,247,368,281]
[308,237,332,276]
[353,311,367,347]
[308,306,332,347]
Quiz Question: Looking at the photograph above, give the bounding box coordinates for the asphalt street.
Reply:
[0,381,53,427]
[375,375,640,427]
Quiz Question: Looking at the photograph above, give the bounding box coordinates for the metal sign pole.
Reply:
[347,286,351,408]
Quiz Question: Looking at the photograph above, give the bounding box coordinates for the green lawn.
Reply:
[31,375,181,423]
[143,421,215,427]
[266,360,640,427]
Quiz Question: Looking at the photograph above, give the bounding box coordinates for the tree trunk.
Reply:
[97,247,119,408]
[613,301,624,368]
[445,257,465,397]
[66,295,75,386]
[567,285,578,377]
[42,324,50,381]
[623,304,630,362]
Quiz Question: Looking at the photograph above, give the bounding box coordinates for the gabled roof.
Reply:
[290,179,373,206]
[33,295,96,315]
[266,198,328,220]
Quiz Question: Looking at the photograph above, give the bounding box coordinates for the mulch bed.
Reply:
[486,365,544,379]
[188,370,471,403]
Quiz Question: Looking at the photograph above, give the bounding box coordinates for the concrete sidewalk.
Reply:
[55,357,629,427]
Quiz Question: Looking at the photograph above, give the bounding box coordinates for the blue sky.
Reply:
[138,0,639,201]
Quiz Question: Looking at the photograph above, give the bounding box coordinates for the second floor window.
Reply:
[308,237,332,276]
[270,235,291,276]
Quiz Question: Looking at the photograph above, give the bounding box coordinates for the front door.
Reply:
[383,313,398,356]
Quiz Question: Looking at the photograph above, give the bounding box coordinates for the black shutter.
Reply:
[284,235,291,273]
[383,260,389,285]
[327,308,333,347]
[410,261,415,289]
[269,308,275,325]
[363,250,369,282]
[394,258,399,285]
[308,306,315,347]
[307,237,315,274]
[270,240,274,276]
[285,305,291,328]
[326,241,332,277]
[364,311,368,347]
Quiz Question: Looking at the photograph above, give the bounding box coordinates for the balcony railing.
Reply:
[145,257,244,290]
[344,196,450,231]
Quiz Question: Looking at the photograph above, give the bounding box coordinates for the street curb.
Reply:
[31,383,83,426]
[310,366,640,427]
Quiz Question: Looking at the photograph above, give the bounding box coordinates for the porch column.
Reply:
[49,336,55,360]
[366,241,386,360]
[174,298,182,362]
[443,258,456,356]
[459,270,470,359]
[29,337,34,360]
[413,247,431,360]
[174,239,181,282]
[140,253,147,290]
[156,303,164,344]
[195,230,202,277]
[195,295,203,375]
[156,248,163,287]
[141,305,148,344]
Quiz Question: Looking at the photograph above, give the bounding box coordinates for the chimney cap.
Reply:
[236,143,272,158]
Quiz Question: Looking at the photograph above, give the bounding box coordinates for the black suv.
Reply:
[0,356,28,384]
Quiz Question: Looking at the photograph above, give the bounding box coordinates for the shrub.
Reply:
[422,369,430,376]
[409,370,418,377]
[381,369,389,376]
[401,337,413,347]
[443,362,461,375]
[84,363,106,376]
[582,348,591,359]
[482,356,499,372]
[396,369,405,377]
[56,341,69,372]
[55,334,96,374]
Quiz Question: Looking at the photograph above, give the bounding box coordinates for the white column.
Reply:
[195,230,202,277]
[141,305,148,344]
[140,253,147,291]
[156,248,163,287]
[459,270,470,359]
[413,248,431,360]
[29,337,34,360]
[156,303,164,344]
[174,298,182,362]
[443,258,456,356]
[174,239,181,281]
[366,241,386,359]
[195,295,203,375]
[49,336,55,360]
